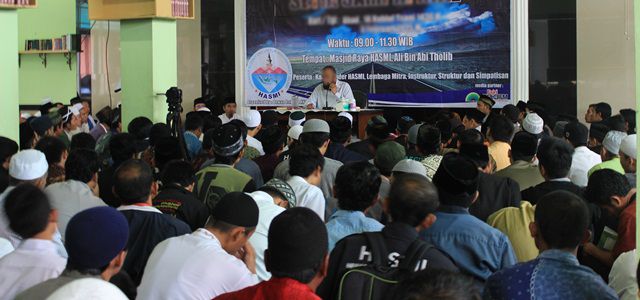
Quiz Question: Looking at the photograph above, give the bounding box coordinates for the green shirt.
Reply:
[588,157,625,177]
[194,164,256,211]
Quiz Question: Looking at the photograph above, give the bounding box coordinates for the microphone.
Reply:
[322,82,334,110]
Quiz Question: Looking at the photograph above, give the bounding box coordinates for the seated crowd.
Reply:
[0,96,636,299]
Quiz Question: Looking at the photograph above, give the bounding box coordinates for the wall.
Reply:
[90,0,201,115]
[90,21,121,112]
[18,0,77,105]
[577,0,636,120]
[0,9,20,142]
[177,0,202,110]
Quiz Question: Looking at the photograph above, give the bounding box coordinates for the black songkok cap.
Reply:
[211,192,259,227]
[267,207,328,273]
[433,153,479,197]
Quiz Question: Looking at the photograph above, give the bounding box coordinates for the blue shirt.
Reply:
[326,210,384,251]
[484,249,618,300]
[419,205,516,282]
[184,131,202,160]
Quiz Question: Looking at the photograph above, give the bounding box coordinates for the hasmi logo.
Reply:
[247,47,292,100]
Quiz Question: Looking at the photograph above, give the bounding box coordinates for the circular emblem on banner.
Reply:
[247,48,292,100]
[465,92,480,103]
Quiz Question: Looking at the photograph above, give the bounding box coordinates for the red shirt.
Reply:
[214,277,320,300]
[612,200,636,258]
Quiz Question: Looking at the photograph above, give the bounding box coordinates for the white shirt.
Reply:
[0,237,13,259]
[0,187,68,258]
[81,123,91,134]
[47,278,128,300]
[45,180,107,242]
[0,239,66,299]
[306,80,354,109]
[247,191,286,281]
[286,176,326,221]
[274,157,342,220]
[609,249,638,300]
[218,113,239,124]
[247,136,265,156]
[569,146,602,187]
[137,228,258,300]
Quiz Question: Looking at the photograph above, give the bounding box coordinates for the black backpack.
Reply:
[335,232,433,300]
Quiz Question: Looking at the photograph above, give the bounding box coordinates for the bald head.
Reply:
[388,174,439,227]
[114,159,154,205]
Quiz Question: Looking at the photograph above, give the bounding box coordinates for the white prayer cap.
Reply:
[603,130,627,155]
[69,106,80,116]
[34,111,42,117]
[9,149,48,181]
[243,110,261,128]
[288,111,306,127]
[408,124,422,145]
[47,278,128,300]
[522,113,544,135]
[20,112,32,119]
[619,134,637,159]
[337,112,353,125]
[288,125,303,141]
[392,159,427,179]
[72,103,84,112]
[40,98,52,105]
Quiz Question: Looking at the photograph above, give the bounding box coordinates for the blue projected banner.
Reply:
[245,0,511,107]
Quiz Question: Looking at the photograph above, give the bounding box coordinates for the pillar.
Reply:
[510,0,529,103]
[120,19,177,129]
[234,0,248,117]
[0,9,20,142]
[634,0,639,250]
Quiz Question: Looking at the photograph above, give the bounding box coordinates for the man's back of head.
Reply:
[432,154,479,208]
[109,133,137,165]
[34,136,67,166]
[534,190,589,251]
[127,117,153,142]
[537,137,574,180]
[563,121,589,148]
[5,184,53,240]
[488,115,514,143]
[69,133,96,151]
[335,161,381,212]
[416,125,441,156]
[392,269,480,300]
[585,169,631,210]
[366,116,389,148]
[329,117,352,145]
[289,144,324,179]
[457,129,484,149]
[266,207,328,284]
[160,160,195,188]
[154,136,182,172]
[114,159,154,205]
[148,123,171,148]
[185,113,204,133]
[459,143,490,171]
[65,149,100,184]
[510,131,538,162]
[0,137,18,170]
[388,173,440,227]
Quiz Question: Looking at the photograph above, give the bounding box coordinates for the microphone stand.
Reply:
[325,89,329,110]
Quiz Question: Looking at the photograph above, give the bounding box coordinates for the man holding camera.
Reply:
[305,66,354,110]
